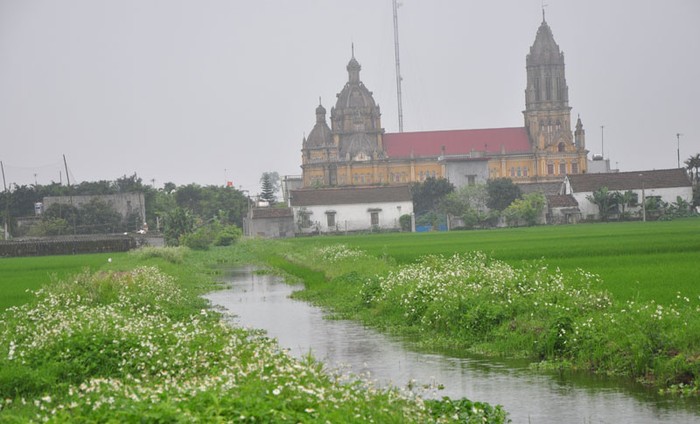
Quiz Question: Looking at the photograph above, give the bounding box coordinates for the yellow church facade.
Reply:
[300,16,587,189]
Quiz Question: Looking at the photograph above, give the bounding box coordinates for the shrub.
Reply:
[214,224,242,246]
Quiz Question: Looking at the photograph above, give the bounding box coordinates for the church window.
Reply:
[419,171,424,181]
[572,162,579,174]
[523,167,529,177]
[547,163,554,175]
[545,76,552,100]
[557,77,564,100]
[510,167,515,177]
[558,142,565,152]
[517,167,522,177]
[534,77,541,102]
[559,163,567,175]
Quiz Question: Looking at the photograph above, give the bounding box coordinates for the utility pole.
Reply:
[600,125,604,158]
[1,161,9,240]
[392,0,404,132]
[676,133,683,168]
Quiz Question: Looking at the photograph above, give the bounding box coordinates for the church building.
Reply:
[300,15,588,189]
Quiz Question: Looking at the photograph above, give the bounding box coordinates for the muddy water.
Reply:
[204,266,699,423]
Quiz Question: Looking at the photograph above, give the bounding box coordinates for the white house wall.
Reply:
[293,201,413,233]
[574,187,693,220]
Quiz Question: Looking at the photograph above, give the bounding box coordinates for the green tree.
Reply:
[612,190,638,219]
[163,207,195,246]
[503,192,546,226]
[410,177,455,216]
[78,198,123,234]
[587,187,619,221]
[259,172,278,205]
[486,178,521,211]
[685,153,700,185]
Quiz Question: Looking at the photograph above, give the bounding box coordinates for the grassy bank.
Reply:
[0,246,507,423]
[254,220,700,395]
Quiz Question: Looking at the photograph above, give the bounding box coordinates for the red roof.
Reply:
[383,127,531,158]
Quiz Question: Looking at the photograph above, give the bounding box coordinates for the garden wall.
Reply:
[0,235,137,257]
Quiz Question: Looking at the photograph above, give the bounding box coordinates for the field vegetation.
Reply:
[0,246,506,423]
[253,219,700,395]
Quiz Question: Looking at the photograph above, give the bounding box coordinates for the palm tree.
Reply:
[685,153,700,185]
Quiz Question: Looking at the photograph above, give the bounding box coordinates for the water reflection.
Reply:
[205,266,699,423]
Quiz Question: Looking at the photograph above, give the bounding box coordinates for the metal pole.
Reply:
[639,174,646,222]
[1,161,9,240]
[392,0,404,132]
[676,133,683,168]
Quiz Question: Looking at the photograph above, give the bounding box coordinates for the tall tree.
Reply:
[486,178,521,211]
[410,177,455,216]
[685,153,700,185]
[259,172,277,205]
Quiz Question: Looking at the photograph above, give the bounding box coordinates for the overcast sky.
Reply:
[1,0,698,193]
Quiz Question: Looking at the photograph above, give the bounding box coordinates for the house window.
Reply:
[571,162,579,174]
[467,175,476,186]
[559,163,567,175]
[547,163,554,175]
[370,211,379,226]
[326,212,336,228]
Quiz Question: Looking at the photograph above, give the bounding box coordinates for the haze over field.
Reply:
[1,0,698,192]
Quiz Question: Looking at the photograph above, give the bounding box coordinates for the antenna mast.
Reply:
[1,161,8,240]
[392,0,404,132]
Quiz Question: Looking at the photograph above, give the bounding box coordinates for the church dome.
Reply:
[340,132,377,160]
[335,55,378,110]
[304,102,333,148]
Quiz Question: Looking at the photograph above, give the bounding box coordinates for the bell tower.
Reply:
[523,13,573,151]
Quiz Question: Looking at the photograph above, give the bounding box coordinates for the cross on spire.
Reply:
[541,1,548,21]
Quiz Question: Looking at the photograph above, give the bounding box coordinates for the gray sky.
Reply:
[1,0,698,193]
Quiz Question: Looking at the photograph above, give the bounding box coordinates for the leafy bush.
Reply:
[27,217,71,236]
[179,226,215,250]
[399,214,412,232]
[214,224,242,246]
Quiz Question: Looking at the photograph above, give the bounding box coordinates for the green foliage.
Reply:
[214,224,242,246]
[163,207,195,246]
[503,192,545,226]
[410,177,455,215]
[259,171,279,205]
[442,184,488,216]
[128,246,189,264]
[27,217,70,236]
[685,153,700,185]
[180,225,216,250]
[78,197,123,234]
[399,214,412,231]
[586,187,619,221]
[486,178,521,211]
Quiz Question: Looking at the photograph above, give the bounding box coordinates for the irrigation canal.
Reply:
[204,266,699,423]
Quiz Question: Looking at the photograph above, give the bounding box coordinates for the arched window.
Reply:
[558,142,565,152]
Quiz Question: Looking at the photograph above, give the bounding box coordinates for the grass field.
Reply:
[280,219,700,304]
[0,252,121,311]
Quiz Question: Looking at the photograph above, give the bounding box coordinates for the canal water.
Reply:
[204,266,699,423]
